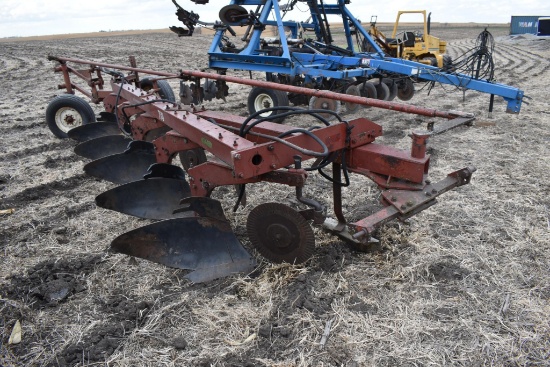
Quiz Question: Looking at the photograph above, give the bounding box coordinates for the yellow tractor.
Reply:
[367,10,451,69]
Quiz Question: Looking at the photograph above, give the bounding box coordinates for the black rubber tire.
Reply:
[382,78,398,101]
[247,87,289,124]
[45,95,96,139]
[423,56,438,67]
[442,54,454,71]
[140,78,176,103]
[373,81,390,101]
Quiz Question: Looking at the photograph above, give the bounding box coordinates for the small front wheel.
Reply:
[45,95,96,138]
[247,87,289,123]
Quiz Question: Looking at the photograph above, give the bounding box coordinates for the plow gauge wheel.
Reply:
[46,95,96,139]
[247,203,315,264]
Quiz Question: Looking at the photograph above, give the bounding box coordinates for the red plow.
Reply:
[46,55,475,282]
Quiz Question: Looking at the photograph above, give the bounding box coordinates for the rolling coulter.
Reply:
[47,55,476,283]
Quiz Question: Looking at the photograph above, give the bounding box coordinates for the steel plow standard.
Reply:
[111,217,257,283]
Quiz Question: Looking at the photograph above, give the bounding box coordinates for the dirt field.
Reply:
[1,25,549,366]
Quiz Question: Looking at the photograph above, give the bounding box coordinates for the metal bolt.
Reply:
[270,164,276,169]
[425,179,431,185]
[391,196,397,202]
[432,189,437,194]
[425,191,432,197]
[234,154,241,160]
[219,133,223,139]
[238,173,244,178]
[268,145,274,151]
[233,140,238,147]
[183,138,189,144]
[407,201,414,207]
[400,205,407,210]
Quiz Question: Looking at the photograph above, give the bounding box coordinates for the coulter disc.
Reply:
[246,203,315,264]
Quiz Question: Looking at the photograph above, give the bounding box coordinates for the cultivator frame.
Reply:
[170,0,524,115]
[48,55,475,282]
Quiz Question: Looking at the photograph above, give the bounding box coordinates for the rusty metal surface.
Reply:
[348,143,430,184]
[48,56,473,120]
[351,166,476,241]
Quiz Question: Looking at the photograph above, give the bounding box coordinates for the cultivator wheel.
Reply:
[45,95,96,138]
[247,87,289,123]
[246,203,316,264]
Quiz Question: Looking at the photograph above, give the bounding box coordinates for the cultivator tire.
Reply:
[247,203,315,264]
[45,95,96,139]
[140,78,176,103]
[247,87,289,124]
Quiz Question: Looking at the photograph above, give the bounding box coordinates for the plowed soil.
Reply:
[1,26,549,366]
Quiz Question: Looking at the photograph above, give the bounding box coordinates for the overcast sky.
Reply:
[1,0,550,38]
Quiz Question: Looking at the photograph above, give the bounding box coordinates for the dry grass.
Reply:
[0,25,549,367]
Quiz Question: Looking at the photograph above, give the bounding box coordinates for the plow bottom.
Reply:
[111,217,256,283]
